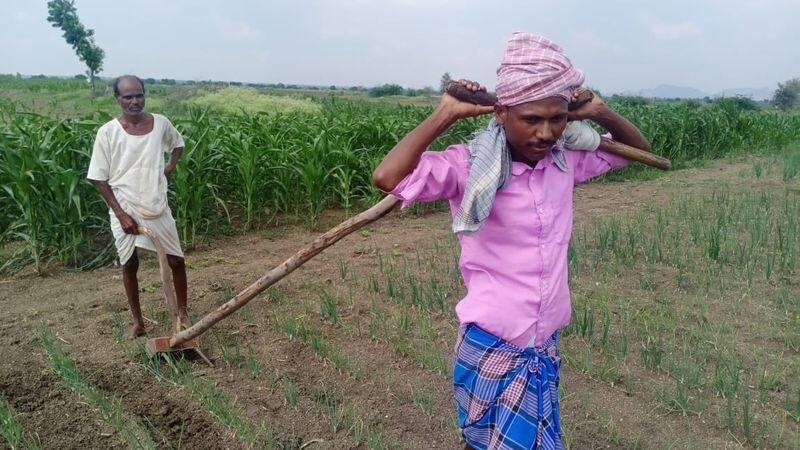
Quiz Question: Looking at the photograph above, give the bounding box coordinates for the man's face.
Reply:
[116,78,146,116]
[495,97,568,163]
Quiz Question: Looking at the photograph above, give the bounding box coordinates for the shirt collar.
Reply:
[510,148,570,175]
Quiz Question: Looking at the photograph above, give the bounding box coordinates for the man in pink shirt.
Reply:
[373,33,651,450]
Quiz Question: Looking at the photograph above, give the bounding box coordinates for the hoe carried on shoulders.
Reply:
[144,82,671,358]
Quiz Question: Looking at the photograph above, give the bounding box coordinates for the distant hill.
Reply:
[622,84,708,99]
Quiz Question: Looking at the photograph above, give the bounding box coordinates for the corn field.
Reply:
[1,96,799,272]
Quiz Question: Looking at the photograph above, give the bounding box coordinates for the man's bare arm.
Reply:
[372,81,493,193]
[165,146,184,178]
[569,90,651,152]
[591,108,651,152]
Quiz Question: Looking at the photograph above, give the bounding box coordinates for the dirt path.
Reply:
[0,157,780,449]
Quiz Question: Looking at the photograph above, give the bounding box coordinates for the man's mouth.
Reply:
[529,143,553,153]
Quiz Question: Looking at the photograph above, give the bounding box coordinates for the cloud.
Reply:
[570,30,624,54]
[213,16,264,41]
[652,21,700,40]
[315,0,464,8]
[642,15,701,41]
[743,0,800,7]
[383,0,463,6]
[14,11,33,23]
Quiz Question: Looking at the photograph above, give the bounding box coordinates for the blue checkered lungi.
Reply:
[454,324,562,450]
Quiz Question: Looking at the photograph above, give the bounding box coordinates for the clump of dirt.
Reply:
[86,360,234,449]
[0,368,124,449]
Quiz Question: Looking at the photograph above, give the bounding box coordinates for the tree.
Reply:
[369,83,405,97]
[440,72,452,93]
[772,78,800,111]
[46,0,105,91]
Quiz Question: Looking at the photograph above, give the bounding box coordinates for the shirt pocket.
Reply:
[550,178,574,245]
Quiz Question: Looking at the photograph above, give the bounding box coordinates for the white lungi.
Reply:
[109,205,184,265]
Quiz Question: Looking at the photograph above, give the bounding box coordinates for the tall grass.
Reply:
[2,87,799,271]
[188,87,321,115]
[0,74,173,118]
[605,97,800,179]
[169,108,230,246]
[0,106,113,272]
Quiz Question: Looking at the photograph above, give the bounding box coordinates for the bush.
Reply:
[713,96,759,111]
[369,84,405,97]
[772,78,800,111]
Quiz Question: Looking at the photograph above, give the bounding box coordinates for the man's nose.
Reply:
[536,123,554,141]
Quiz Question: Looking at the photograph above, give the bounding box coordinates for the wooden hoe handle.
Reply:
[137,226,183,332]
[169,195,401,348]
[444,80,671,170]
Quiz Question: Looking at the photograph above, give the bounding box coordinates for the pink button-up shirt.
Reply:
[391,143,628,347]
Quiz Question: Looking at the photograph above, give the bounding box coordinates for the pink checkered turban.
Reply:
[495,33,584,106]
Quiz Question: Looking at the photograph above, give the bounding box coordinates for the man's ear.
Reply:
[494,104,508,125]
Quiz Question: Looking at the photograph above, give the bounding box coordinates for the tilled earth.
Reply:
[1,158,790,449]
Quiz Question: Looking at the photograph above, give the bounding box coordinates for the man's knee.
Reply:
[122,251,139,273]
[167,255,185,270]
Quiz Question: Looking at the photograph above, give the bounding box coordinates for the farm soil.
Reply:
[0,158,779,449]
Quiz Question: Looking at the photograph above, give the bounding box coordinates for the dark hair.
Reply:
[113,75,146,97]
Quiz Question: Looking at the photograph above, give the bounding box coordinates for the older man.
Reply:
[87,75,187,337]
[373,33,651,449]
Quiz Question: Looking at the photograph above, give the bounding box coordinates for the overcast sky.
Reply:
[2,0,798,94]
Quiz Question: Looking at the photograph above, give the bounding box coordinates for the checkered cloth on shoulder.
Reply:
[453,120,599,235]
[454,325,562,450]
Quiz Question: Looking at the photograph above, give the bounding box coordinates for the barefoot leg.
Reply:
[167,254,188,322]
[122,250,145,337]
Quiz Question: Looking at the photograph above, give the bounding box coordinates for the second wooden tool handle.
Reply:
[444,80,670,171]
[599,138,671,170]
[444,80,593,110]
